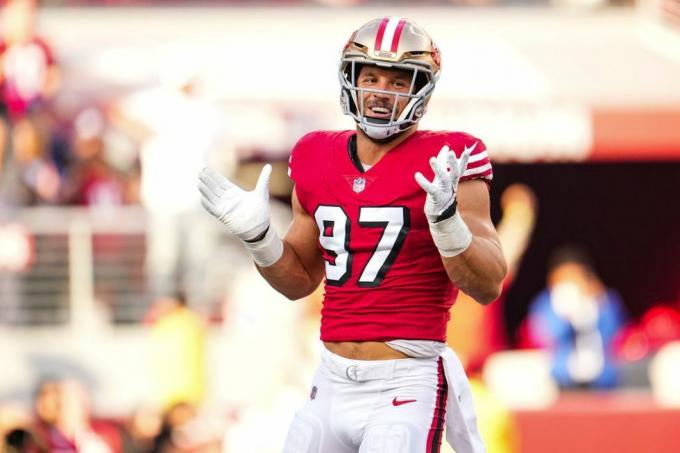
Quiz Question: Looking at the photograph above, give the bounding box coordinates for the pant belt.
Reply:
[321,348,418,382]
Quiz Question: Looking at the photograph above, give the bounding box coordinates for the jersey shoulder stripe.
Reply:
[428,131,493,183]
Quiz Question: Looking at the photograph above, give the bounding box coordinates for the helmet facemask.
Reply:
[339,59,436,140]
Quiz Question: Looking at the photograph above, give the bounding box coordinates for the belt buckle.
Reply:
[346,365,359,381]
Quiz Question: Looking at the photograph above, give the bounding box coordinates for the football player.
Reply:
[199,17,506,453]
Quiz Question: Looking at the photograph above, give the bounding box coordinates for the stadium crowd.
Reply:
[0,0,139,212]
[0,376,227,452]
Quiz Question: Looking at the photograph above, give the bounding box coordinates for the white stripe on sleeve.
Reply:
[462,163,492,177]
[467,151,489,164]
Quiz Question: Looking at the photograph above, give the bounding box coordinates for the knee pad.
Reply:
[282,411,324,453]
[362,424,411,453]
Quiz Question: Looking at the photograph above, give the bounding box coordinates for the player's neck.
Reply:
[356,127,417,166]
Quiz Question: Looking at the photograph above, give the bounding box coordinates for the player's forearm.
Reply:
[255,241,322,300]
[441,235,507,305]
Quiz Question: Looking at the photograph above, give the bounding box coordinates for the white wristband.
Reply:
[243,227,284,267]
[429,211,472,257]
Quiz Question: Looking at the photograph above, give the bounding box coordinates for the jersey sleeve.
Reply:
[288,131,323,214]
[287,132,317,185]
[460,137,493,184]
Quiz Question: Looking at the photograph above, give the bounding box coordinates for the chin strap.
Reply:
[360,123,402,140]
[360,119,417,140]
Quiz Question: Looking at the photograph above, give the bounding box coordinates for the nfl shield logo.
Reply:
[353,177,366,193]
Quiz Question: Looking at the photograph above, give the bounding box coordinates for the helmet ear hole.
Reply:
[340,88,358,116]
[347,90,359,115]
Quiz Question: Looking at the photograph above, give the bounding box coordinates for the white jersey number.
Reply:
[314,205,409,287]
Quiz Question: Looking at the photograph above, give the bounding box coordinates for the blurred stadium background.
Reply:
[0,0,678,452]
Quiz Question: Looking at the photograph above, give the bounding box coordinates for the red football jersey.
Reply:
[288,130,492,342]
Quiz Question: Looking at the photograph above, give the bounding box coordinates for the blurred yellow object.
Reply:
[440,377,518,453]
[468,377,518,453]
[149,303,207,409]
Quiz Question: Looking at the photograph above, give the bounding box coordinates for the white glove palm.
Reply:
[414,144,472,223]
[198,164,272,242]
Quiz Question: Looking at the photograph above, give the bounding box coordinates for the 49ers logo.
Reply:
[431,42,441,67]
[377,50,397,59]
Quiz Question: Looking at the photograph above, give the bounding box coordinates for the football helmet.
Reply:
[339,17,441,140]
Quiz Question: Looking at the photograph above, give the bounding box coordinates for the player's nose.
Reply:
[374,76,392,92]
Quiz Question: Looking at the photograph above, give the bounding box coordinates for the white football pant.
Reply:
[282,347,483,453]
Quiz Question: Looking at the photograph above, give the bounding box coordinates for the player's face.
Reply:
[356,65,413,121]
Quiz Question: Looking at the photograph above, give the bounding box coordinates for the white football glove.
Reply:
[414,144,474,257]
[198,164,283,266]
[414,144,471,222]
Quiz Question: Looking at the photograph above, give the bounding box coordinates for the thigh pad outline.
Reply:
[361,424,412,453]
[282,410,324,453]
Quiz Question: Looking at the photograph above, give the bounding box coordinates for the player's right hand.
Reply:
[198,164,272,242]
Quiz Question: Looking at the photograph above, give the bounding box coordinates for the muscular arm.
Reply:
[255,189,325,300]
[440,180,507,305]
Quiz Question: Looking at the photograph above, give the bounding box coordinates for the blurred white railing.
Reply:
[0,206,150,327]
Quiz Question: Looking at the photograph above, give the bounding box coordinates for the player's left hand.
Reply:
[414,145,471,223]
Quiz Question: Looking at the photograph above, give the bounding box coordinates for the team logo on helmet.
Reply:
[431,42,441,67]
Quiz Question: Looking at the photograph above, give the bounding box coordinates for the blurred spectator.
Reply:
[150,402,194,453]
[0,0,60,206]
[0,115,61,207]
[31,377,60,446]
[4,427,46,453]
[0,0,59,119]
[30,377,121,452]
[60,108,128,207]
[120,405,162,453]
[151,402,222,453]
[0,400,46,453]
[147,294,207,409]
[522,245,626,389]
[110,60,234,305]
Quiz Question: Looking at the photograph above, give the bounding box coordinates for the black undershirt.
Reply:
[347,134,365,173]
